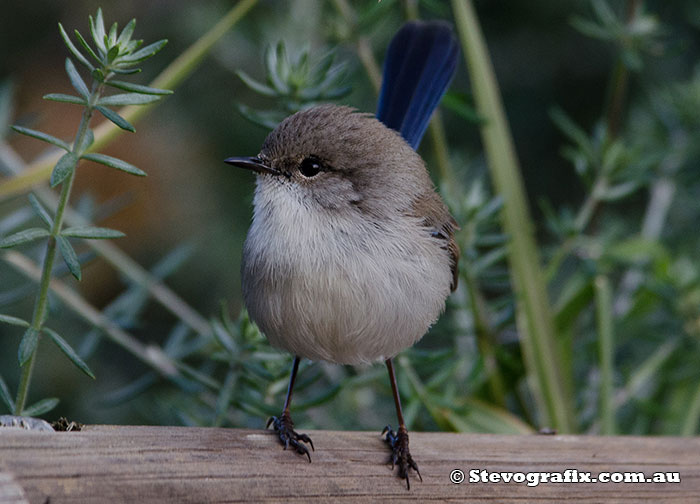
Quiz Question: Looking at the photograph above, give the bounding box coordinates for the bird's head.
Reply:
[226,105,431,217]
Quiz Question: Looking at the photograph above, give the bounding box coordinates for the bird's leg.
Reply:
[266,356,314,462]
[382,358,421,490]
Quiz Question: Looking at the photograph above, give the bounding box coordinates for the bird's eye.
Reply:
[299,157,322,178]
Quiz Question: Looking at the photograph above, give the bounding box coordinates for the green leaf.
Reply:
[606,237,666,265]
[0,314,30,327]
[600,180,643,201]
[50,152,78,187]
[43,93,86,105]
[0,374,14,412]
[214,370,237,427]
[10,125,71,151]
[58,23,93,70]
[44,327,96,379]
[57,235,81,281]
[74,29,103,65]
[211,319,236,354]
[0,228,50,249]
[117,19,136,46]
[96,106,135,132]
[21,397,59,417]
[90,8,107,55]
[29,193,53,228]
[65,58,90,98]
[107,45,120,63]
[97,93,160,106]
[236,70,278,97]
[82,153,146,176]
[107,22,118,48]
[550,107,595,161]
[76,128,95,155]
[111,67,141,75]
[104,80,172,95]
[441,399,534,434]
[62,226,125,239]
[91,67,105,82]
[18,328,40,366]
[117,39,168,64]
[265,44,289,94]
[441,91,483,124]
[236,103,284,130]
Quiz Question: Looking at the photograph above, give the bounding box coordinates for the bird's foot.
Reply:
[267,411,314,462]
[382,424,421,490]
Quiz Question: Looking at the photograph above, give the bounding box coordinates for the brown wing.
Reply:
[411,191,460,291]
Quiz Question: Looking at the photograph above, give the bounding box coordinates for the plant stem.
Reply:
[4,250,183,383]
[605,0,641,138]
[460,264,506,407]
[451,0,574,432]
[13,83,98,415]
[681,382,700,436]
[594,274,615,435]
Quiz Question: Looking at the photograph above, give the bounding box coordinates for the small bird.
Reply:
[226,21,459,489]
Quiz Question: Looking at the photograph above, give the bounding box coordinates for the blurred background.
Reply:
[1,0,700,435]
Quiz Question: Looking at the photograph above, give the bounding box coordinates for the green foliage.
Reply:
[0,8,170,416]
[236,42,350,129]
[1,0,699,441]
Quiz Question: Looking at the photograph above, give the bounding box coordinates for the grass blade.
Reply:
[451,0,574,432]
[594,274,615,434]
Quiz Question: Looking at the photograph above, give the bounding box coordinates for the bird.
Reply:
[225,20,459,489]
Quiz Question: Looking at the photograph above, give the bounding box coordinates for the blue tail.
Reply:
[376,21,459,150]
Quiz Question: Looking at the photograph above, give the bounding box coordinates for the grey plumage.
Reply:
[240,105,458,365]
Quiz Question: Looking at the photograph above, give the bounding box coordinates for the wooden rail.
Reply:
[0,425,698,502]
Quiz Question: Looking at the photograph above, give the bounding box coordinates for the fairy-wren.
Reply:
[226,20,459,489]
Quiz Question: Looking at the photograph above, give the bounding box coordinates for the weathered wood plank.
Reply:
[0,426,698,503]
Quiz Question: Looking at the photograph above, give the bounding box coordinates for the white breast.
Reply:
[241,178,452,365]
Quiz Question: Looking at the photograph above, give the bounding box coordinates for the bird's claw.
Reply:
[383,424,421,490]
[267,412,314,462]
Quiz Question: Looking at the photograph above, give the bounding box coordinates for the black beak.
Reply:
[224,156,278,175]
